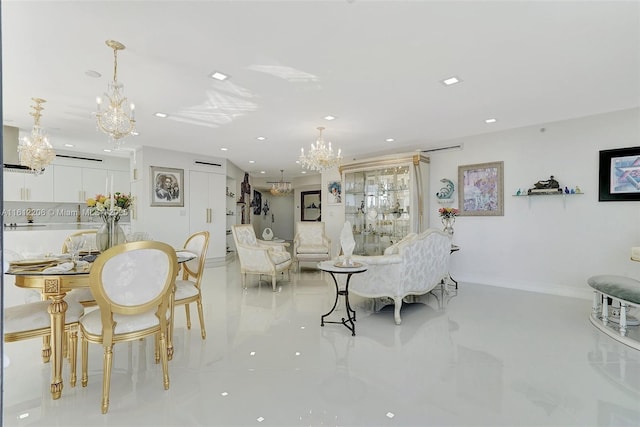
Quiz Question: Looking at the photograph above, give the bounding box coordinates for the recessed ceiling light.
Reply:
[64,144,74,147]
[210,71,229,81]
[441,76,462,86]
[154,112,168,118]
[323,115,336,121]
[301,171,306,174]
[249,160,255,164]
[260,171,265,174]
[250,351,256,356]
[485,118,497,124]
[256,136,266,141]
[385,138,395,142]
[85,70,101,78]
[131,131,139,136]
[221,392,229,397]
[386,412,395,419]
[221,147,228,151]
[103,149,112,153]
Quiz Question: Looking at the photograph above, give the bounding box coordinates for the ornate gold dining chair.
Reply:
[4,298,85,386]
[293,221,331,271]
[173,230,210,339]
[79,241,177,414]
[62,230,99,307]
[232,224,292,291]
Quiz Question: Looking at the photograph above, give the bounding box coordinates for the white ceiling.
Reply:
[2,1,639,181]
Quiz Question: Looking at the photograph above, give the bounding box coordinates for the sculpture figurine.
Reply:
[436,178,455,199]
[528,175,562,194]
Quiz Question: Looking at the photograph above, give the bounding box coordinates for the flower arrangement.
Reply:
[438,207,459,218]
[87,192,132,221]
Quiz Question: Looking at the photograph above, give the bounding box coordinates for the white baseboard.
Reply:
[453,274,593,300]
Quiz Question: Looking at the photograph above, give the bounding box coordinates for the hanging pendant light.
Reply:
[18,98,55,175]
[95,40,136,146]
[270,170,293,196]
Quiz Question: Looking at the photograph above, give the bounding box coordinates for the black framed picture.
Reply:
[301,190,321,221]
[252,190,262,215]
[598,146,640,202]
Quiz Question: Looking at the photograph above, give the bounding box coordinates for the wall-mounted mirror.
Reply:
[301,190,321,221]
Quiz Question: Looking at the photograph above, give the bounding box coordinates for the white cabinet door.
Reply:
[4,168,54,201]
[3,171,25,201]
[82,168,108,200]
[189,171,226,259]
[53,165,82,202]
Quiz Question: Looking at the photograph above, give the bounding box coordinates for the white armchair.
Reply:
[293,222,331,271]
[232,224,292,291]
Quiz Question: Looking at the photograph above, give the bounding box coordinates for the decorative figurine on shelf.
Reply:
[528,175,562,195]
[575,186,582,194]
[564,186,570,194]
[516,189,522,196]
[436,178,455,200]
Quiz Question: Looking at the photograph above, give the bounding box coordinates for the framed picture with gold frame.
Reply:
[458,161,504,216]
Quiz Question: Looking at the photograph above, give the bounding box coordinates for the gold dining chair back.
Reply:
[62,230,98,307]
[173,231,210,339]
[79,241,177,414]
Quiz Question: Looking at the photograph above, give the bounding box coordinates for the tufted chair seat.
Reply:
[232,224,292,291]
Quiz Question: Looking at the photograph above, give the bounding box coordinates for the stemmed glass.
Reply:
[68,235,85,263]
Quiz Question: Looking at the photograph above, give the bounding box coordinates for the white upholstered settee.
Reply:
[349,229,452,325]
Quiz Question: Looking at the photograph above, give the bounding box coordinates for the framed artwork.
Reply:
[458,161,504,216]
[598,146,640,201]
[252,190,262,215]
[301,190,321,221]
[327,180,342,204]
[150,166,184,207]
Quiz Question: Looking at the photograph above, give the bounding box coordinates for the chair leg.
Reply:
[101,344,113,414]
[196,300,206,339]
[272,275,277,292]
[154,334,160,364]
[81,337,89,387]
[241,272,247,289]
[41,335,51,363]
[69,330,78,387]
[185,305,192,330]
[159,332,170,390]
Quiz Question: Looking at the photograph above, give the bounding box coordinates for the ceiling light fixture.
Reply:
[95,40,136,146]
[485,118,497,123]
[269,170,293,197]
[323,115,336,121]
[256,136,266,141]
[299,127,342,171]
[441,76,461,86]
[385,138,395,142]
[17,98,55,175]
[210,71,229,81]
[154,112,168,118]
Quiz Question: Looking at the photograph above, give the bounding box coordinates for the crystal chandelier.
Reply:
[270,170,293,196]
[299,127,342,171]
[18,98,55,175]
[95,40,136,146]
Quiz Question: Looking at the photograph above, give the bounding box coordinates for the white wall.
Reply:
[428,108,640,299]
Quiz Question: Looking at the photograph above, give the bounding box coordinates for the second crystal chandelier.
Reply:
[95,40,136,146]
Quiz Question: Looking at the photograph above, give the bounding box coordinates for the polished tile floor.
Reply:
[2,260,640,426]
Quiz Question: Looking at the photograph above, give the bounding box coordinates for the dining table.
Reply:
[7,249,197,400]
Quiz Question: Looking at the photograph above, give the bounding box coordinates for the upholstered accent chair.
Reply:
[79,241,178,414]
[63,230,99,307]
[173,231,210,340]
[293,222,331,271]
[232,224,292,291]
[4,299,85,386]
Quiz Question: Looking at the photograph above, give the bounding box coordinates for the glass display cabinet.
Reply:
[341,155,430,255]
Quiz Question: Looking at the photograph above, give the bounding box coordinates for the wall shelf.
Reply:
[512,193,584,197]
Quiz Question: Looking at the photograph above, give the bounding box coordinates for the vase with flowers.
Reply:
[438,207,459,236]
[87,192,132,251]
